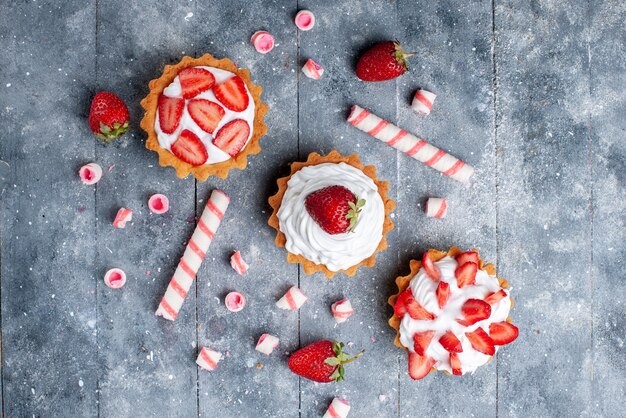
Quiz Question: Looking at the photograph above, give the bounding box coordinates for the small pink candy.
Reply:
[225,291,246,312]
[112,208,133,228]
[148,194,169,214]
[230,251,249,275]
[295,10,315,31]
[302,58,324,80]
[196,347,222,371]
[331,299,354,324]
[79,163,103,185]
[104,268,126,289]
[251,31,275,54]
[255,333,279,355]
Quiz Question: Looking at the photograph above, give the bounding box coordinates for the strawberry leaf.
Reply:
[346,196,366,233]
[324,357,340,366]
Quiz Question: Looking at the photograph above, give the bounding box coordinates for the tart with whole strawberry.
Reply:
[268,151,395,278]
[388,247,518,380]
[140,54,268,180]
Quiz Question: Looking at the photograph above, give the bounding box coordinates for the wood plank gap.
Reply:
[94,1,101,416]
[585,0,594,381]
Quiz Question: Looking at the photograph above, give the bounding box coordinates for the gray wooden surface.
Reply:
[0,0,624,417]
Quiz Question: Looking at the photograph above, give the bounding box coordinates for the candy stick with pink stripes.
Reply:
[347,105,475,184]
[155,189,230,321]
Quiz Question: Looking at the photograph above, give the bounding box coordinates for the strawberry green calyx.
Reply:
[324,341,365,382]
[346,197,365,232]
[96,121,129,143]
[392,40,416,72]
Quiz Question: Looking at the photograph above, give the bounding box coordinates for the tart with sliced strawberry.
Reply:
[268,151,395,278]
[388,247,518,379]
[140,54,268,180]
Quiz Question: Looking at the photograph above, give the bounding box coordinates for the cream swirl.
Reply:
[398,256,512,375]
[277,163,385,272]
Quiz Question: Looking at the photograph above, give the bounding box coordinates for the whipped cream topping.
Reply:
[398,256,512,375]
[155,66,255,165]
[277,162,385,272]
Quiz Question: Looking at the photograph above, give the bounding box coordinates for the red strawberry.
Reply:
[449,352,462,376]
[436,282,450,309]
[188,99,225,134]
[457,299,492,326]
[179,67,215,99]
[489,321,519,346]
[456,251,479,266]
[408,351,436,380]
[393,289,413,318]
[455,262,477,288]
[356,41,415,82]
[170,129,208,166]
[88,92,129,142]
[213,119,250,157]
[158,95,184,134]
[406,297,436,321]
[484,289,507,305]
[413,331,435,356]
[305,185,365,235]
[439,331,463,353]
[465,327,495,356]
[213,76,249,112]
[422,252,441,281]
[288,340,363,383]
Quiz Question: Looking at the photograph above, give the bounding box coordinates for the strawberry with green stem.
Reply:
[305,185,366,235]
[288,340,364,383]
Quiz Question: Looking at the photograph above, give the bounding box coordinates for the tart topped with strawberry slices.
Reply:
[141,54,268,180]
[388,247,518,379]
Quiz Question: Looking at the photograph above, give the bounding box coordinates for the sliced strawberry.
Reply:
[489,321,519,346]
[393,289,413,318]
[179,67,215,99]
[170,129,208,166]
[439,331,463,353]
[456,251,479,266]
[457,299,492,326]
[213,76,249,112]
[465,327,495,356]
[436,282,450,309]
[484,289,507,305]
[455,262,478,288]
[213,119,250,157]
[449,352,462,376]
[158,95,184,134]
[406,298,436,321]
[408,352,436,380]
[422,252,441,281]
[188,99,225,134]
[413,331,435,356]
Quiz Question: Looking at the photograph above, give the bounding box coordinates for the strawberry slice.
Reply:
[408,352,436,380]
[455,262,478,288]
[489,321,519,346]
[457,299,492,326]
[179,67,215,99]
[439,331,463,353]
[422,252,441,281]
[456,251,479,266]
[188,99,225,134]
[465,327,495,355]
[170,129,208,166]
[449,352,462,376]
[406,297,436,321]
[393,289,413,318]
[213,119,250,157]
[436,282,450,309]
[213,76,249,112]
[484,289,507,305]
[158,95,184,134]
[413,331,435,356]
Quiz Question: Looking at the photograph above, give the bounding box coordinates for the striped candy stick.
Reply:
[347,105,475,184]
[323,398,351,418]
[425,197,448,218]
[155,189,230,321]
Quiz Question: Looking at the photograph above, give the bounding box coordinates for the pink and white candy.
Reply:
[294,10,315,31]
[331,299,354,324]
[230,251,249,275]
[412,88,436,115]
[323,398,351,418]
[156,189,230,321]
[79,163,103,185]
[425,197,447,218]
[112,208,133,228]
[251,31,275,54]
[347,105,474,184]
[276,286,307,311]
[302,58,324,80]
[255,333,280,355]
[148,194,169,214]
[196,347,222,371]
[225,291,246,312]
[104,268,126,289]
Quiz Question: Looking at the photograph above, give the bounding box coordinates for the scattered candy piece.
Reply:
[196,347,223,371]
[412,88,436,115]
[302,58,324,80]
[255,333,280,355]
[230,251,249,275]
[103,268,126,289]
[251,31,275,54]
[425,198,447,218]
[225,291,246,312]
[323,398,351,418]
[331,299,354,324]
[276,286,308,311]
[79,163,103,185]
[148,194,169,214]
[295,10,315,31]
[112,208,133,228]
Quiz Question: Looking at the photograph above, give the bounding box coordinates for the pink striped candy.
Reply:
[148,194,169,214]
[412,88,436,115]
[302,58,324,80]
[323,398,351,418]
[255,333,280,355]
[104,268,126,289]
[331,299,354,324]
[112,208,133,228]
[276,286,307,311]
[196,347,222,371]
[251,31,275,54]
[225,291,246,312]
[79,163,103,185]
[294,10,315,31]
[230,251,249,275]
[425,197,447,218]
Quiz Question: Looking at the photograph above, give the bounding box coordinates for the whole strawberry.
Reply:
[356,40,415,82]
[88,92,130,142]
[304,185,365,235]
[288,340,364,383]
